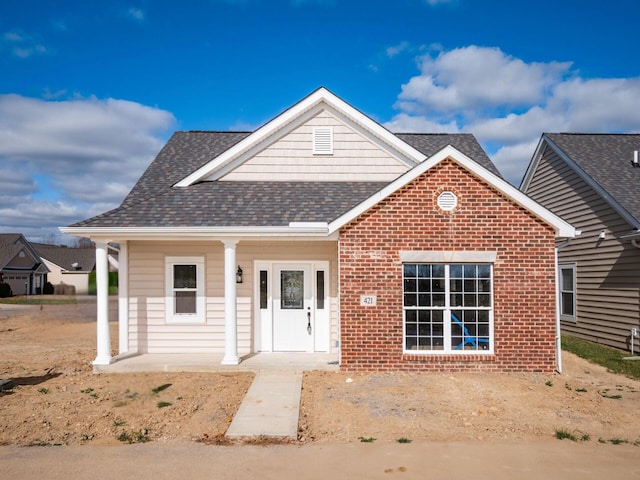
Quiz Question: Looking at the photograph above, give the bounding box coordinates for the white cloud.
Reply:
[387,45,640,185]
[384,113,459,133]
[2,29,49,58]
[424,0,458,5]
[127,7,145,21]
[396,46,571,115]
[386,41,410,59]
[0,94,175,242]
[489,140,541,186]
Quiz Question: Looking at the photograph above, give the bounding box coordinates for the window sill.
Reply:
[402,353,496,363]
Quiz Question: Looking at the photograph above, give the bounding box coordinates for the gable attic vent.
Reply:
[437,191,458,211]
[313,127,333,155]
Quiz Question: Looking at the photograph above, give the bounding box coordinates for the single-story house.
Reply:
[0,233,49,295]
[61,88,576,372]
[32,243,98,295]
[521,133,640,353]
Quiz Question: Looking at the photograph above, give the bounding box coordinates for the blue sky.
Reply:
[2,0,640,243]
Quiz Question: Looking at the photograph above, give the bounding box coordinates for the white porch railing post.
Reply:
[118,241,129,355]
[222,240,240,365]
[93,241,112,365]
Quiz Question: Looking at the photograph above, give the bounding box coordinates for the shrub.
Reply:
[0,283,13,298]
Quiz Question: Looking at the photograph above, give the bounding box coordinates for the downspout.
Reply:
[337,237,342,367]
[554,239,573,374]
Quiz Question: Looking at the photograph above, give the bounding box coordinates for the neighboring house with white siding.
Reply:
[32,243,97,295]
[62,88,576,372]
[521,133,640,353]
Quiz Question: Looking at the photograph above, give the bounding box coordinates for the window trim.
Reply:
[402,262,494,355]
[165,256,205,324]
[559,263,577,322]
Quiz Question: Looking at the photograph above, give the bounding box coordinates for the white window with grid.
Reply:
[403,263,493,354]
[165,256,205,323]
[559,263,576,322]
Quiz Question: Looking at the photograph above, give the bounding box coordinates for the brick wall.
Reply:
[339,159,558,372]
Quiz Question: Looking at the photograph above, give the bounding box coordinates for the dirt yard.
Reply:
[1,300,639,447]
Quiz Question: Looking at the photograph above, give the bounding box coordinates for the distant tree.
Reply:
[75,237,95,249]
[42,232,60,245]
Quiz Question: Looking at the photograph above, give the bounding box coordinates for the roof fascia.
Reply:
[59,225,339,242]
[519,134,547,191]
[41,257,65,271]
[174,87,426,187]
[327,145,577,238]
[15,234,43,264]
[537,135,640,230]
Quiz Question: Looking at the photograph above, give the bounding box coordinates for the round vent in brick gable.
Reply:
[437,191,458,211]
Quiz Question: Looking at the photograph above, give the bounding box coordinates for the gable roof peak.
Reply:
[522,133,640,228]
[173,88,428,187]
[328,144,575,238]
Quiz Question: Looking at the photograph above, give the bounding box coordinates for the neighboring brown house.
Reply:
[521,133,640,353]
[0,233,49,295]
[62,88,576,372]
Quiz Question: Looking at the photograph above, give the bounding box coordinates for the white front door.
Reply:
[273,264,313,352]
[255,261,330,353]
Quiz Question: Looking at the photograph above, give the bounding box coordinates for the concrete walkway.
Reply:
[93,352,339,438]
[226,372,303,438]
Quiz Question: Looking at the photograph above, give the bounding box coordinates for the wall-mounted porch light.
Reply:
[236,266,243,284]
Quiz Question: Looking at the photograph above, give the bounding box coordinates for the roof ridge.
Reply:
[183,130,253,134]
[547,132,640,136]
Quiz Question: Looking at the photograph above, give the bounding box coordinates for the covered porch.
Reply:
[92,352,340,373]
[90,234,339,369]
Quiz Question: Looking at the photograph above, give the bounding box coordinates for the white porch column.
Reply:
[222,240,240,365]
[118,241,129,355]
[93,241,112,365]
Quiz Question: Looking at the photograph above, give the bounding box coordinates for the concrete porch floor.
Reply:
[93,352,340,373]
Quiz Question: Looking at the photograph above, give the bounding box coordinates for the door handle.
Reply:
[307,308,312,335]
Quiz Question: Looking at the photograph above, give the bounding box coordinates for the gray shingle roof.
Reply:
[72,182,388,227]
[545,133,640,224]
[70,131,499,229]
[396,133,500,177]
[0,233,25,269]
[122,131,251,207]
[32,243,96,272]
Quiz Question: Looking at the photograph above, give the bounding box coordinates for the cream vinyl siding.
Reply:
[219,110,409,182]
[526,146,640,352]
[126,240,339,355]
[127,242,228,354]
[42,258,90,295]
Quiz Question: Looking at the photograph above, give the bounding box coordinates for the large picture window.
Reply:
[403,263,493,354]
[559,264,576,322]
[165,256,205,323]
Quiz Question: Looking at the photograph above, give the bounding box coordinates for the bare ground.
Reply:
[1,300,639,447]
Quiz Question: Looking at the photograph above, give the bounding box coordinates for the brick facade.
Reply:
[339,159,558,372]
